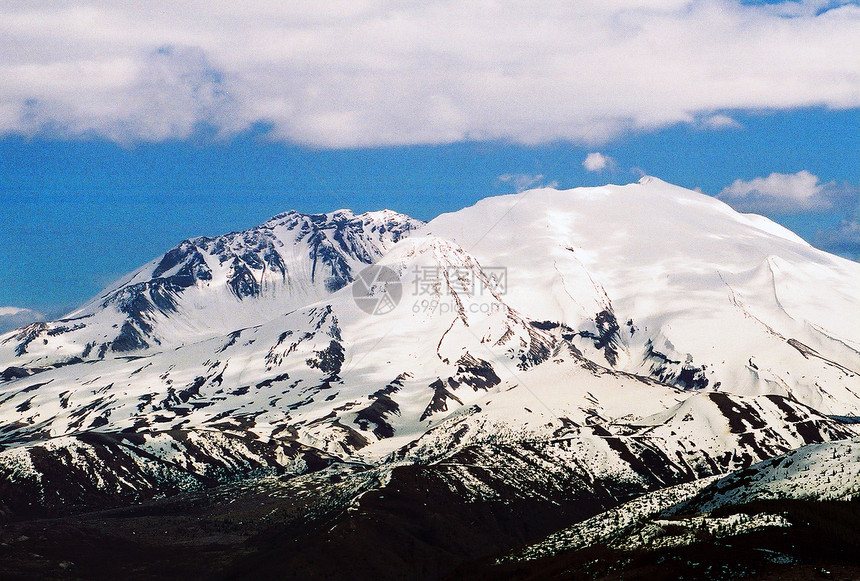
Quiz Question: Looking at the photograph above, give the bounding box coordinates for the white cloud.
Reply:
[0,2,858,147]
[701,114,743,130]
[497,173,557,192]
[0,307,44,334]
[716,170,858,213]
[582,152,615,172]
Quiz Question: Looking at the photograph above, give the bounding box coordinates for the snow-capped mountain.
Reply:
[0,178,858,562]
[0,208,422,368]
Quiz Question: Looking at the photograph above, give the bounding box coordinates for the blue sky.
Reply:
[1,1,858,324]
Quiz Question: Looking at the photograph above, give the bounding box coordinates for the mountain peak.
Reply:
[1,205,423,366]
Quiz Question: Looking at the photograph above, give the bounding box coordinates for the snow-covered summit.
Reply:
[426,178,860,414]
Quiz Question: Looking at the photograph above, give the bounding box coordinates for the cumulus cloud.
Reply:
[582,152,616,172]
[0,2,858,147]
[0,307,44,334]
[497,174,557,192]
[716,171,858,214]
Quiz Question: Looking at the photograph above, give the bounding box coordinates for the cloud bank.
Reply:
[717,171,858,214]
[817,219,860,260]
[0,1,858,147]
[0,307,44,334]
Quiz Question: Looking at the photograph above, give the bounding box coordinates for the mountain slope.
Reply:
[425,177,860,414]
[480,437,860,581]
[0,234,555,455]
